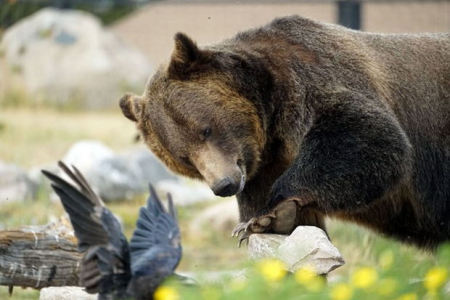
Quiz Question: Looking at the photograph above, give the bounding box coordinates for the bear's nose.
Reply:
[211,177,239,197]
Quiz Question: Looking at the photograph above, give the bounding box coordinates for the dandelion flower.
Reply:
[424,266,448,291]
[330,283,353,300]
[295,267,324,292]
[295,267,317,284]
[351,267,378,289]
[257,258,287,282]
[154,286,179,300]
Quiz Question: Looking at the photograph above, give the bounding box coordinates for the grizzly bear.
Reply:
[120,15,450,249]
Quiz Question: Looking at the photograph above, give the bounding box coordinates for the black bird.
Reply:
[42,161,182,300]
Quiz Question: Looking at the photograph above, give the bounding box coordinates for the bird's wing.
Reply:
[41,166,108,247]
[57,161,104,206]
[129,184,181,265]
[127,185,182,298]
[42,162,130,296]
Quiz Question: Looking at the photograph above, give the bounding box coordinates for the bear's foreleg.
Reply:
[233,91,412,244]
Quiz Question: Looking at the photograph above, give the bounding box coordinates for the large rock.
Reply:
[59,141,177,202]
[40,287,96,300]
[0,8,151,108]
[62,140,115,170]
[248,226,345,274]
[0,160,37,202]
[190,199,239,233]
[123,147,178,186]
[61,141,139,201]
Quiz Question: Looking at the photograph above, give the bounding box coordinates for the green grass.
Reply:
[0,107,136,168]
[0,106,445,299]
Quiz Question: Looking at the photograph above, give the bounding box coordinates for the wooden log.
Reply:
[0,218,82,289]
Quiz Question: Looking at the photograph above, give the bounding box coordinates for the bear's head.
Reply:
[120,33,270,197]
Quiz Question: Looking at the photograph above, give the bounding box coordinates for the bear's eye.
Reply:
[203,127,212,138]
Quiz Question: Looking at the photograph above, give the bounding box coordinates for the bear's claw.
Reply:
[231,200,299,247]
[231,214,276,247]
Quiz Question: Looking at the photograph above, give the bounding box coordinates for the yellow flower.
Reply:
[257,258,287,282]
[154,286,179,300]
[330,283,353,300]
[351,267,378,289]
[377,277,398,296]
[295,267,325,292]
[379,250,394,270]
[396,293,418,300]
[424,266,448,291]
[295,267,317,283]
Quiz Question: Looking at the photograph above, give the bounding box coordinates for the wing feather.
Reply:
[42,163,131,298]
[129,185,181,275]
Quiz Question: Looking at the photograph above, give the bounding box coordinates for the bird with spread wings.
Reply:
[42,161,182,300]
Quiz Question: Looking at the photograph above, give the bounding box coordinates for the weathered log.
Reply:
[0,218,81,289]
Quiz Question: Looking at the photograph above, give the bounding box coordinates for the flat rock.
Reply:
[248,226,345,274]
[40,287,97,300]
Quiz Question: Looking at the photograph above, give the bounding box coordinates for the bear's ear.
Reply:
[168,32,204,79]
[119,93,142,122]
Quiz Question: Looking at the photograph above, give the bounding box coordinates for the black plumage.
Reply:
[42,161,182,300]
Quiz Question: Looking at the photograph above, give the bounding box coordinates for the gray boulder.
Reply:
[60,141,177,202]
[0,8,151,108]
[62,140,115,170]
[248,226,345,274]
[123,146,178,186]
[86,156,143,201]
[0,160,37,202]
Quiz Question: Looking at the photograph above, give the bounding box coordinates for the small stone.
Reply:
[0,160,37,202]
[248,226,345,275]
[40,287,97,300]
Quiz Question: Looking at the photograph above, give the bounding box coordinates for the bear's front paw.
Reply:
[231,214,275,247]
[231,200,298,247]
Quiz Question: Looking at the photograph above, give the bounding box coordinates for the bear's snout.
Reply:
[211,176,242,197]
[191,143,246,197]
